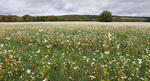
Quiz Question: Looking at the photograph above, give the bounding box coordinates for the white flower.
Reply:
[86,58,90,62]
[46,45,50,48]
[36,33,39,35]
[36,49,40,53]
[74,66,79,70]
[45,55,49,58]
[116,44,120,49]
[69,76,72,79]
[83,56,87,59]
[89,75,96,79]
[132,61,136,64]
[6,37,10,40]
[91,62,95,66]
[138,59,142,64]
[43,78,47,81]
[146,48,149,53]
[77,42,81,45]
[104,51,110,54]
[20,76,23,78]
[66,40,69,43]
[108,32,112,38]
[48,62,51,65]
[39,29,44,32]
[26,69,31,74]
[8,50,13,53]
[44,39,48,43]
[0,44,4,47]
[140,77,144,80]
[121,76,127,79]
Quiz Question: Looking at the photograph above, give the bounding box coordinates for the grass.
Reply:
[0,22,150,81]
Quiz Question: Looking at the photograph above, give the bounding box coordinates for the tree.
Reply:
[8,16,12,22]
[99,10,113,22]
[2,16,5,21]
[23,15,31,21]
[145,18,150,22]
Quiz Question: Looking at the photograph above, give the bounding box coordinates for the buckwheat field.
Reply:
[0,22,150,81]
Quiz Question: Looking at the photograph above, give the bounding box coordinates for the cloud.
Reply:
[0,0,150,16]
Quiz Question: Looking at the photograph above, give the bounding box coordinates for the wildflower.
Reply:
[83,56,87,59]
[104,51,110,54]
[46,45,50,48]
[44,39,48,43]
[74,66,79,70]
[43,78,47,81]
[36,49,40,53]
[39,29,44,32]
[91,62,95,66]
[116,44,120,49]
[121,76,127,79]
[69,76,73,79]
[0,44,4,47]
[36,33,39,35]
[138,59,142,64]
[20,76,23,78]
[108,32,112,38]
[26,69,31,74]
[45,55,49,58]
[66,40,69,43]
[140,77,144,80]
[77,42,81,45]
[89,75,96,79]
[146,48,148,53]
[48,62,51,65]
[6,37,10,40]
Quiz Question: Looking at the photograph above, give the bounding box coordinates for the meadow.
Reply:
[0,22,150,81]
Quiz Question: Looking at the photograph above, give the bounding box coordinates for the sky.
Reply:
[0,0,150,16]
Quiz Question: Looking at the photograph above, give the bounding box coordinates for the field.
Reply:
[0,22,150,81]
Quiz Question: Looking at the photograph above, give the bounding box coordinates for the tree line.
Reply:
[0,15,100,22]
[0,11,149,22]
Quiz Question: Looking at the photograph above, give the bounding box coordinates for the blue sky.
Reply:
[0,0,150,16]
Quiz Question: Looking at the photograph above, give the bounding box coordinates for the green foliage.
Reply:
[115,18,121,22]
[99,10,113,22]
[145,18,150,22]
[2,16,5,21]
[23,15,31,22]
[0,15,149,22]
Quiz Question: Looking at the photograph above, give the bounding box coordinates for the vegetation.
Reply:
[115,18,121,22]
[99,11,113,22]
[146,18,150,22]
[0,22,150,81]
[0,14,148,22]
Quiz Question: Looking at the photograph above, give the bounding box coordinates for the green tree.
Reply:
[8,16,12,22]
[23,15,30,21]
[145,18,150,22]
[2,16,5,21]
[99,10,113,22]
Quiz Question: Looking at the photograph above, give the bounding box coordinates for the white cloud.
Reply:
[0,0,150,16]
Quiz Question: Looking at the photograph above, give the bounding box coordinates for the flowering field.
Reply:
[0,22,150,81]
